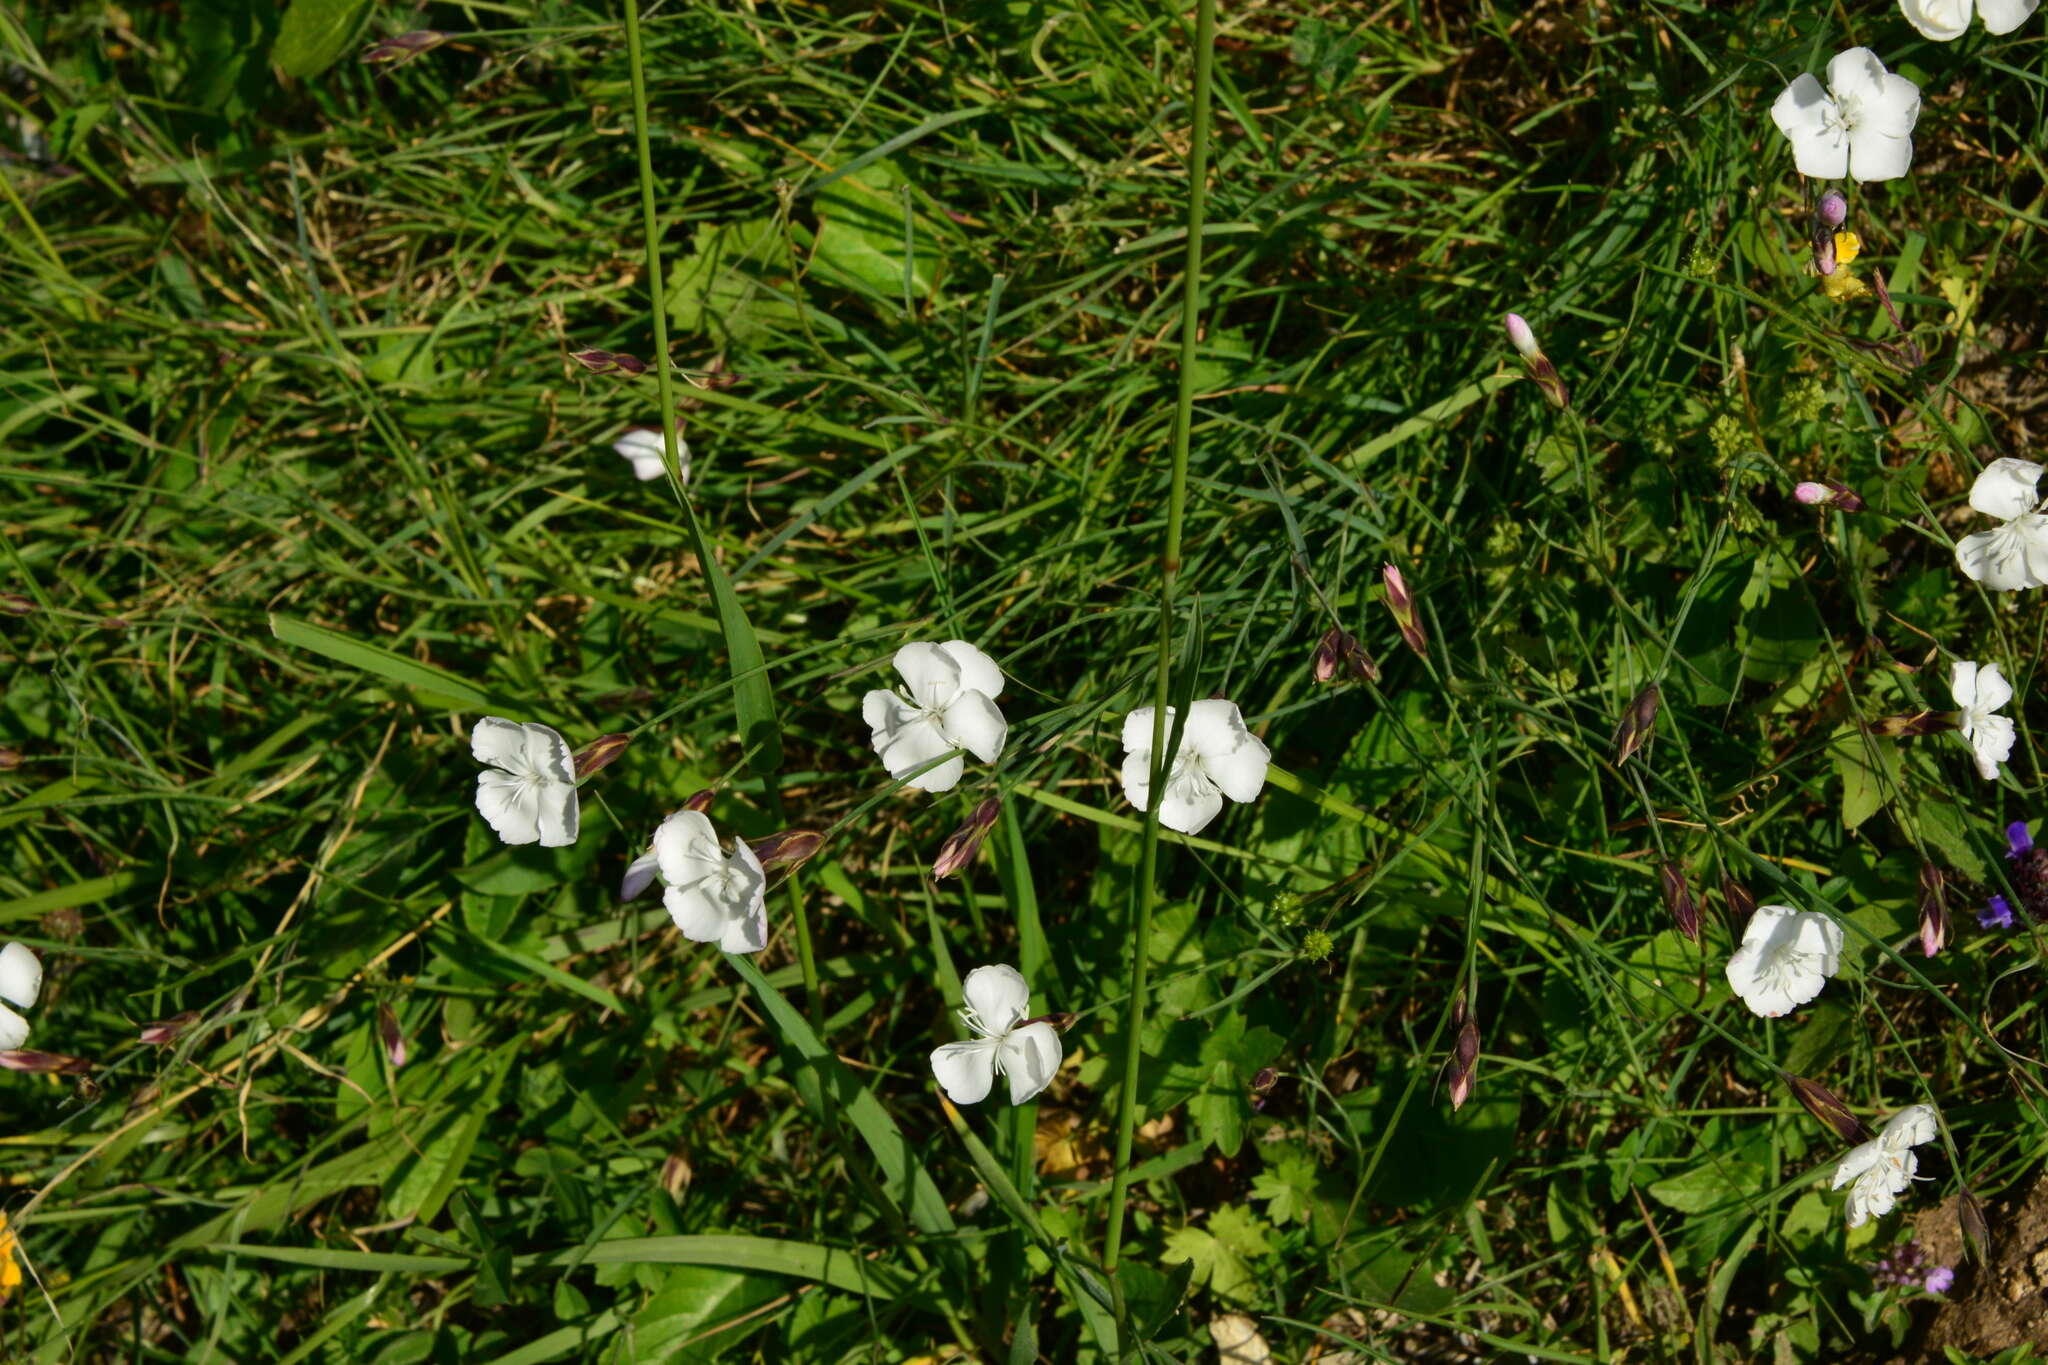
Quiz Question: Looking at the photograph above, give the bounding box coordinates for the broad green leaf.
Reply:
[273,0,375,78]
[1251,1156,1319,1226]
[618,1265,781,1362]
[269,613,489,708]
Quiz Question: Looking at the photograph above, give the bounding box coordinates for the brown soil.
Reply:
[1883,1173,2048,1361]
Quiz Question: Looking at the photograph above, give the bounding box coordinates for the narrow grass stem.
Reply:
[622,0,820,1013]
[1104,0,1218,1288]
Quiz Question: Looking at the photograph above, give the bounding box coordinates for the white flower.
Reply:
[653,810,768,954]
[1952,660,2016,780]
[472,718,580,847]
[1771,48,1921,183]
[861,642,1007,794]
[929,965,1062,1105]
[0,941,40,1051]
[1724,904,1843,1017]
[1120,699,1271,836]
[614,427,689,482]
[620,844,662,900]
[1833,1103,1940,1228]
[1956,458,2048,590]
[1900,0,2037,40]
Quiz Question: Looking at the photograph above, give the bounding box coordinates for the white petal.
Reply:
[664,882,730,944]
[521,723,576,786]
[862,688,918,745]
[653,810,726,887]
[475,770,542,844]
[1739,903,1800,949]
[1848,124,1915,184]
[1972,661,2014,714]
[1978,0,2039,32]
[1119,749,1154,814]
[1826,48,1891,106]
[0,1002,26,1052]
[936,641,1004,701]
[961,964,1032,1033]
[1185,699,1271,803]
[1794,912,1845,975]
[0,941,42,1010]
[877,714,964,792]
[1950,659,1982,710]
[620,849,661,901]
[894,642,964,711]
[614,429,686,482]
[1966,714,2016,780]
[1957,524,2044,591]
[1772,75,1849,179]
[930,1038,999,1104]
[535,780,579,847]
[1157,770,1225,836]
[1969,458,2044,520]
[718,894,768,954]
[1880,1103,1940,1151]
[999,1021,1063,1104]
[938,690,1007,764]
[471,716,533,773]
[1122,705,1170,757]
[1832,1137,1886,1189]
[1900,0,1976,39]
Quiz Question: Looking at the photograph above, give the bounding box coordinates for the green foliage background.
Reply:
[4,0,2047,1359]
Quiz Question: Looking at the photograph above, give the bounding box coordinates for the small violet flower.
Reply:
[472,718,580,847]
[861,642,1007,794]
[929,964,1063,1105]
[1771,48,1921,183]
[652,810,768,954]
[1900,0,2038,41]
[1955,458,2048,591]
[0,941,43,1052]
[1833,1103,1940,1228]
[1120,699,1271,836]
[613,426,689,483]
[1725,904,1843,1017]
[1924,1265,1956,1294]
[1950,660,2016,781]
[1980,895,2016,930]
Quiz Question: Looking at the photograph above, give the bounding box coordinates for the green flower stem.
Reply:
[621,0,820,1012]
[1103,0,1218,1284]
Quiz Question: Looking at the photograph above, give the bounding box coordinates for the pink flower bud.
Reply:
[932,798,1002,879]
[378,1003,408,1069]
[682,788,717,814]
[1503,313,1568,408]
[570,348,649,376]
[572,733,631,779]
[1782,1072,1870,1144]
[1381,565,1428,658]
[1445,994,1480,1111]
[1503,313,1540,358]
[747,829,825,871]
[1794,479,1864,512]
[1312,627,1377,684]
[1659,861,1702,943]
[1611,683,1661,766]
[0,1049,93,1074]
[1817,191,1849,230]
[361,30,451,64]
[1919,862,1949,959]
[138,1011,200,1046]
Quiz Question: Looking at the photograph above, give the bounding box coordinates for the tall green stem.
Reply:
[1104,0,1218,1283]
[621,0,819,1009]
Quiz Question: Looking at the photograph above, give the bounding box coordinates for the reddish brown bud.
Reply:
[570,348,649,376]
[748,829,824,871]
[681,788,716,814]
[1382,564,1427,658]
[0,593,31,615]
[932,798,1002,879]
[1611,683,1661,766]
[1659,861,1702,943]
[378,1003,407,1069]
[361,30,450,64]
[1446,994,1480,1111]
[1919,862,1949,959]
[572,733,631,779]
[1959,1188,1991,1264]
[0,747,18,771]
[1720,875,1757,928]
[1312,627,1378,684]
[1869,710,1955,738]
[1782,1072,1870,1145]
[0,1049,94,1074]
[138,1011,200,1045]
[1250,1065,1279,1112]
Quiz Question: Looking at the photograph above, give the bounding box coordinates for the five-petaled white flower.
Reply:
[861,641,1007,794]
[613,427,689,483]
[1771,48,1921,183]
[1951,660,2016,781]
[0,941,42,1052]
[1833,1103,1940,1228]
[1724,904,1844,1017]
[653,810,768,954]
[929,964,1062,1105]
[1120,699,1271,836]
[1900,0,2037,40]
[472,718,580,847]
[1955,457,2048,591]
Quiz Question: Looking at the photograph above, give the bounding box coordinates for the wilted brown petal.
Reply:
[1611,683,1662,766]
[572,733,631,779]
[748,829,825,871]
[1659,861,1702,943]
[0,1049,94,1074]
[1959,1188,1991,1264]
[378,1003,407,1069]
[1919,862,1949,959]
[1781,1072,1870,1145]
[139,1011,201,1045]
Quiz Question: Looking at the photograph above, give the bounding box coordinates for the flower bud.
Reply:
[1610,683,1661,767]
[572,733,631,779]
[1446,995,1481,1111]
[378,1002,407,1069]
[1503,313,1540,359]
[1720,874,1757,928]
[682,787,717,814]
[1502,313,1569,408]
[138,1011,200,1046]
[0,748,19,771]
[0,1049,93,1074]
[570,348,649,376]
[1793,479,1864,512]
[1782,1072,1870,1144]
[1869,710,1954,738]
[1659,861,1702,943]
[1249,1065,1279,1112]
[932,797,1001,879]
[1919,861,1949,959]
[361,30,450,64]
[747,829,825,871]
[0,594,31,615]
[1381,564,1428,658]
[1312,627,1378,684]
[1817,191,1849,231]
[1959,1188,1991,1264]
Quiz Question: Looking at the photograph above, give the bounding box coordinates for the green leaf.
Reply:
[1646,1159,1761,1215]
[1187,1059,1250,1157]
[269,613,490,708]
[1251,1156,1319,1226]
[1207,1204,1273,1258]
[618,1265,781,1362]
[272,0,375,78]
[686,519,780,775]
[1830,723,1904,831]
[1162,1218,1259,1304]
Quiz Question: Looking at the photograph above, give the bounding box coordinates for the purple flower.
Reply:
[1923,1265,1955,1294]
[2008,821,2033,857]
[1981,896,2016,930]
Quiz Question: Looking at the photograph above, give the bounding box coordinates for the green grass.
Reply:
[5,0,2048,1360]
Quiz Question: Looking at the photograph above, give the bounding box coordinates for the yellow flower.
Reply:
[0,1211,21,1300]
[1834,231,1861,266]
